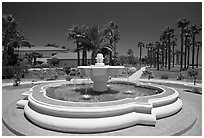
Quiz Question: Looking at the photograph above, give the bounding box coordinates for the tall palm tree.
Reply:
[171,40,177,67]
[155,41,161,70]
[175,49,181,65]
[176,18,190,71]
[183,26,191,69]
[159,33,166,68]
[137,41,145,66]
[84,25,114,64]
[190,24,202,69]
[195,41,202,68]
[67,25,86,66]
[103,21,120,65]
[146,42,154,66]
[164,26,175,70]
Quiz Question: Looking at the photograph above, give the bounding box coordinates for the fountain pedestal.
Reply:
[77,53,124,92]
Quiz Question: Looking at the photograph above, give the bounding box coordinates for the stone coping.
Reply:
[29,81,177,108]
[2,99,197,136]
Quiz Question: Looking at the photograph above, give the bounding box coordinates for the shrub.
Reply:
[66,75,72,81]
[187,69,199,85]
[161,74,168,79]
[63,66,71,75]
[2,66,15,79]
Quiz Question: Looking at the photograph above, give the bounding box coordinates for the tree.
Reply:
[50,57,59,66]
[146,42,154,67]
[137,41,145,66]
[190,24,202,69]
[175,49,181,65]
[176,18,190,71]
[67,25,85,66]
[188,69,199,85]
[164,26,175,70]
[2,14,25,66]
[127,49,134,64]
[29,51,42,66]
[155,41,161,70]
[171,40,177,67]
[183,26,191,69]
[84,25,114,64]
[45,43,59,47]
[159,33,166,68]
[67,24,116,65]
[195,41,201,68]
[103,21,120,65]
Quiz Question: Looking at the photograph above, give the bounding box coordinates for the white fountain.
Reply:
[77,53,124,92]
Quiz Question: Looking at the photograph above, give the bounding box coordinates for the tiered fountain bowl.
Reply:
[16,53,182,133]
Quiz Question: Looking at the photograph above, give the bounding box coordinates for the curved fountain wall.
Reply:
[17,81,182,133]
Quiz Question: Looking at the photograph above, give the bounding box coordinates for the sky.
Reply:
[2,2,202,60]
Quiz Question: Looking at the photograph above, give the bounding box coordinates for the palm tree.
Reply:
[190,24,202,69]
[171,40,177,67]
[137,41,145,66]
[103,21,120,65]
[159,33,166,68]
[146,42,154,66]
[67,25,85,66]
[155,41,161,70]
[195,41,202,68]
[175,49,181,65]
[84,25,114,64]
[127,49,134,64]
[176,18,190,71]
[164,26,175,70]
[183,26,191,69]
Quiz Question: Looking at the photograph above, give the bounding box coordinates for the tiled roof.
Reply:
[49,52,92,60]
[18,46,67,51]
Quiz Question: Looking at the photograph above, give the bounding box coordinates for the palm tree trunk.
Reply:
[157,48,160,70]
[196,44,200,68]
[153,49,156,68]
[184,36,187,70]
[168,37,171,70]
[150,48,153,67]
[91,50,97,65]
[140,46,142,66]
[180,28,184,71]
[192,34,195,69]
[109,51,112,65]
[77,42,80,66]
[162,42,164,67]
[165,45,168,67]
[187,45,190,68]
[172,44,175,67]
[82,49,85,66]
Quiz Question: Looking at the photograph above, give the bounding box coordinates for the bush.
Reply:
[2,66,15,79]
[66,75,72,81]
[63,66,71,75]
[161,74,168,79]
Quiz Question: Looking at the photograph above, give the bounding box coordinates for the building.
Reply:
[18,46,68,58]
[48,52,92,67]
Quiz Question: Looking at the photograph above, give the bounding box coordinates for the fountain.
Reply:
[77,53,124,92]
[14,53,183,134]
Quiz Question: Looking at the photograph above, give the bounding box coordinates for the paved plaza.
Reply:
[2,68,202,136]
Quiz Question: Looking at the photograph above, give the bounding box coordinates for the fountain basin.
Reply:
[17,80,182,133]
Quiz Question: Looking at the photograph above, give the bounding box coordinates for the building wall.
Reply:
[55,59,92,68]
[19,50,66,58]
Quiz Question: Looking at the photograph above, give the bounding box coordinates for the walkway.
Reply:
[128,66,146,81]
